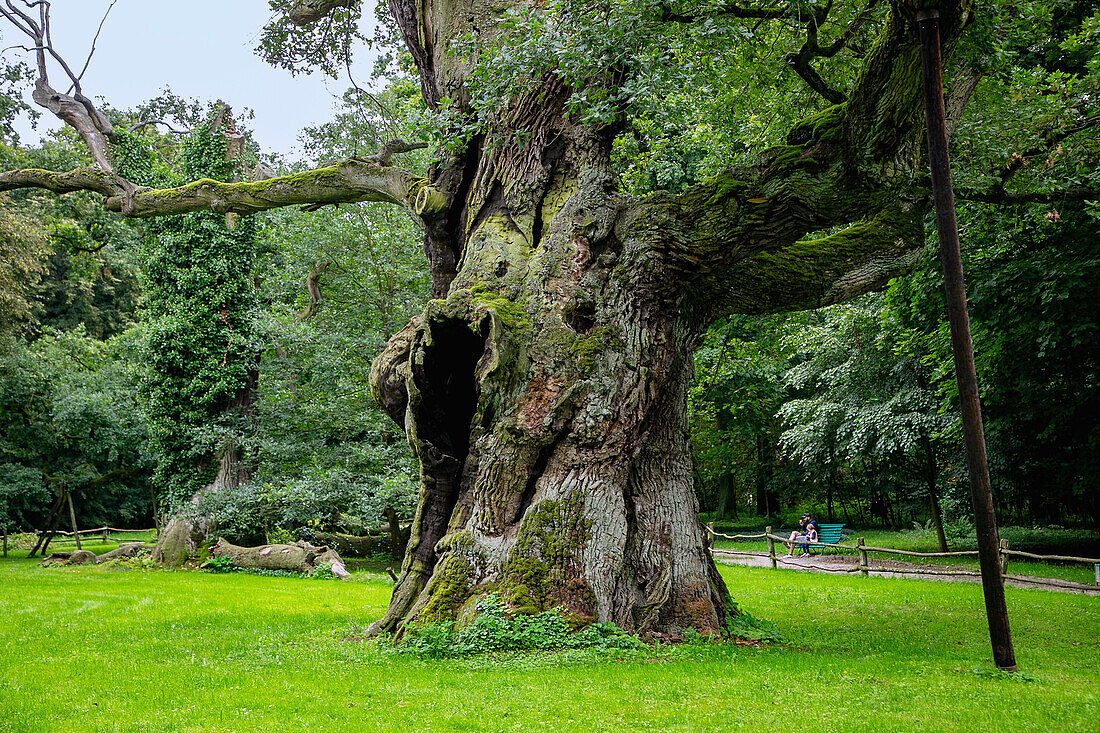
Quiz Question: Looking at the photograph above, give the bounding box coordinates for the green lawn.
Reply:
[0,555,1096,732]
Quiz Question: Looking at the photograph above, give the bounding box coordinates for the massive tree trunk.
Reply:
[363,0,970,636]
[0,0,974,636]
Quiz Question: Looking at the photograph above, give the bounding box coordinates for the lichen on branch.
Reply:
[0,158,441,220]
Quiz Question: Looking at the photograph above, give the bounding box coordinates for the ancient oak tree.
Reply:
[1,0,973,635]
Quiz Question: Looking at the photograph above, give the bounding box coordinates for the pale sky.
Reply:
[1,0,379,160]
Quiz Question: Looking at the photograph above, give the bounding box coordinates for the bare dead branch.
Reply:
[71,0,120,91]
[127,119,191,135]
[1,0,117,170]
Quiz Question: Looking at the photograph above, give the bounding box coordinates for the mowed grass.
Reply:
[0,555,1096,733]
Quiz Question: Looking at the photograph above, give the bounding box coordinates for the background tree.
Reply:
[213,86,429,542]
[777,297,952,547]
[689,316,799,520]
[0,326,151,553]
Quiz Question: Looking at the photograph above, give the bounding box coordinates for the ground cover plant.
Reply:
[0,555,1095,732]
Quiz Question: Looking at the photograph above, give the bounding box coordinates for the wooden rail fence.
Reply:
[34,527,157,544]
[706,524,1100,593]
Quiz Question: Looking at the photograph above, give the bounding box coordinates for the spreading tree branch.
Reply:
[643,0,972,318]
[127,119,191,135]
[785,0,880,104]
[995,113,1100,184]
[0,153,442,219]
[657,1,786,23]
[955,186,1100,205]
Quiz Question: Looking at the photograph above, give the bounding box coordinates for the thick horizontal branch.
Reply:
[994,113,1100,184]
[630,0,969,321]
[0,167,124,197]
[0,159,446,219]
[717,201,926,315]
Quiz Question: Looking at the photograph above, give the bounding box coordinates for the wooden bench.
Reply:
[806,523,845,554]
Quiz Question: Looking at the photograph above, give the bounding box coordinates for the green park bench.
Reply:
[807,523,846,554]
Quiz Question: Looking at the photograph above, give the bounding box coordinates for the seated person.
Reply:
[797,522,819,556]
[785,514,819,556]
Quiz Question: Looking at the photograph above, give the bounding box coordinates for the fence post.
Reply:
[765,526,777,569]
[857,537,868,577]
[999,539,1009,580]
[67,492,81,551]
[103,528,109,543]
[1094,563,1099,587]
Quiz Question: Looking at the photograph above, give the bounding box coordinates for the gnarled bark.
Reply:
[362,0,972,636]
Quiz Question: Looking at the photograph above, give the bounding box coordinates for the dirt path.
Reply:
[712,549,1100,596]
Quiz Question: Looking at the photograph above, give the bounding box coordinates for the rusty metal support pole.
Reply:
[917,8,1017,672]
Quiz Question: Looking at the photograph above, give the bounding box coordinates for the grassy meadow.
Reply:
[0,551,1096,733]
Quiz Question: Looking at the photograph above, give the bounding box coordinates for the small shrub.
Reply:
[237,568,305,579]
[725,604,782,642]
[267,527,295,545]
[388,594,644,658]
[901,517,976,550]
[202,556,236,573]
[2,532,37,551]
[310,563,338,580]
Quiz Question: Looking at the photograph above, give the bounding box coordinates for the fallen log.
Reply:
[97,542,147,562]
[300,530,387,558]
[206,539,350,579]
[40,549,98,566]
[40,542,147,566]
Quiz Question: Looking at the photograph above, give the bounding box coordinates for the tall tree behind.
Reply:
[128,116,265,561]
[238,84,430,537]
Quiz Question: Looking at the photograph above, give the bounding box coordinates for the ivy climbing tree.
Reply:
[119,117,264,562]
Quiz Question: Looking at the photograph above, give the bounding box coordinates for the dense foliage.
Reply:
[1,0,1097,540]
[122,120,263,508]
